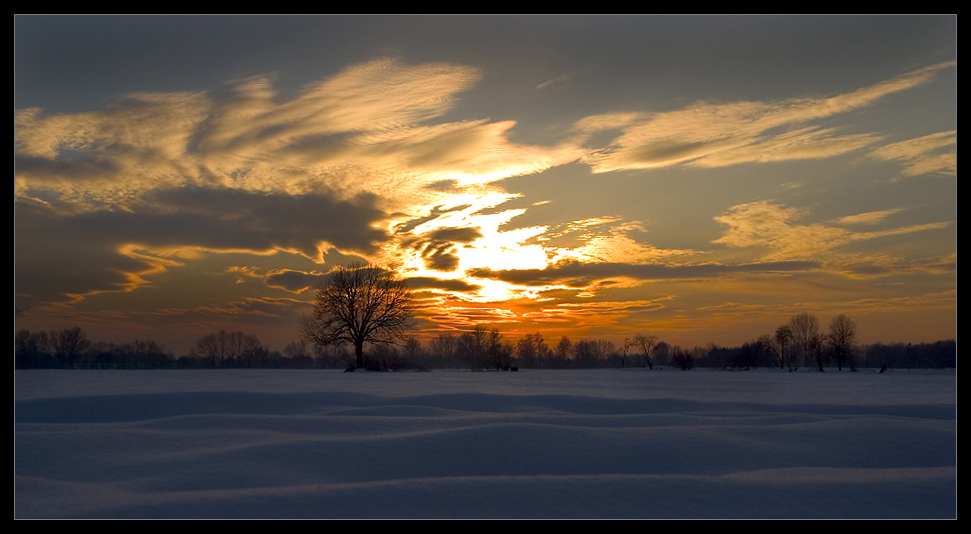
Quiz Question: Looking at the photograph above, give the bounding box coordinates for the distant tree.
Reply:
[827,314,857,371]
[808,331,826,372]
[739,340,767,369]
[671,346,694,370]
[194,332,222,368]
[458,326,508,370]
[516,333,550,368]
[553,336,573,368]
[300,262,414,369]
[193,330,264,368]
[653,341,671,366]
[774,325,793,370]
[789,313,820,369]
[634,333,659,369]
[281,340,315,368]
[430,333,459,368]
[15,329,56,368]
[54,327,91,369]
[401,337,428,370]
[575,339,613,368]
[619,338,635,368]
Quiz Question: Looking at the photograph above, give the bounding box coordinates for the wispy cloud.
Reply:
[574,62,955,174]
[835,209,905,226]
[15,58,581,212]
[713,200,952,266]
[866,130,956,177]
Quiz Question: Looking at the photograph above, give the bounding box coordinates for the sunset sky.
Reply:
[14,15,956,355]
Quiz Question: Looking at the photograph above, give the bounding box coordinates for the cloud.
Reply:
[536,72,575,90]
[835,209,905,226]
[401,226,485,271]
[14,186,389,308]
[404,276,482,292]
[551,227,695,265]
[713,200,952,264]
[15,58,581,213]
[866,130,957,177]
[264,270,327,293]
[468,259,819,288]
[574,62,955,174]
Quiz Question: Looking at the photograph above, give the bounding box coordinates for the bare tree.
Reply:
[430,333,459,368]
[516,333,545,368]
[789,313,820,369]
[193,330,264,368]
[55,326,91,369]
[827,314,857,371]
[552,336,572,368]
[671,345,694,370]
[774,324,793,370]
[575,339,613,368]
[300,262,414,369]
[634,333,659,369]
[620,338,635,368]
[459,325,507,370]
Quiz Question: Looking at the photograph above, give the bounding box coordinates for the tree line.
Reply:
[14,324,955,371]
[14,327,352,370]
[13,265,955,372]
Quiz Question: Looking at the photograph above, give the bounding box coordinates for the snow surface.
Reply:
[15,367,956,519]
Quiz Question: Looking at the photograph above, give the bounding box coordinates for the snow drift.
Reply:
[15,368,956,519]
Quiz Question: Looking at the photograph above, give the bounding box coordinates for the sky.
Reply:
[14,15,957,355]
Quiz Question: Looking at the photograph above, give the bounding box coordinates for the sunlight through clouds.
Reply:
[14,16,956,351]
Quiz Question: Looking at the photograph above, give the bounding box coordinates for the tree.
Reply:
[774,324,793,370]
[517,333,550,368]
[575,339,613,368]
[789,313,820,369]
[193,330,264,368]
[55,326,91,369]
[827,314,857,371]
[301,262,414,369]
[553,336,573,368]
[634,333,659,369]
[430,333,459,368]
[619,338,635,368]
[671,346,694,370]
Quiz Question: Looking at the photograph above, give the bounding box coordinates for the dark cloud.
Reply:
[424,179,461,192]
[140,186,388,256]
[15,199,158,306]
[393,203,473,234]
[404,276,481,292]
[14,152,123,183]
[14,186,389,307]
[425,227,482,243]
[401,225,484,272]
[263,269,482,296]
[264,270,327,293]
[469,260,821,286]
[423,248,461,271]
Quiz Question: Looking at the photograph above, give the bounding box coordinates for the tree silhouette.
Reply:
[193,330,264,368]
[789,313,820,370]
[634,333,659,369]
[300,262,414,369]
[671,346,694,370]
[620,338,635,368]
[827,314,857,371]
[430,333,459,368]
[55,326,91,369]
[773,324,793,370]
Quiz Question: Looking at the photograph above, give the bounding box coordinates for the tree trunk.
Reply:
[355,339,365,369]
